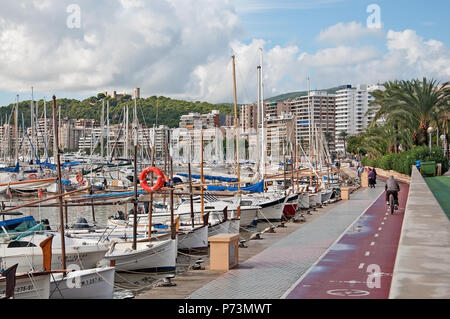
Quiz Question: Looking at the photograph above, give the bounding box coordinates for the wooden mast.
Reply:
[52,95,66,271]
[232,55,241,193]
[132,96,138,250]
[200,131,205,220]
[148,146,155,239]
[188,162,195,228]
[170,156,176,240]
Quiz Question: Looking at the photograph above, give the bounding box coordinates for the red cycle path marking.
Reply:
[286,182,409,299]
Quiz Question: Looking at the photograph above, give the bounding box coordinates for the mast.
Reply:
[14,95,19,164]
[259,49,265,179]
[170,156,176,240]
[125,105,129,159]
[148,145,155,239]
[30,87,34,160]
[307,77,314,187]
[188,162,195,228]
[132,97,138,250]
[43,98,48,159]
[106,100,110,160]
[101,100,104,158]
[232,55,241,193]
[256,63,261,178]
[200,130,205,220]
[58,104,61,152]
[52,95,66,271]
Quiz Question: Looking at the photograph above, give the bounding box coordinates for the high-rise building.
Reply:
[240,103,258,133]
[265,114,296,162]
[288,91,336,153]
[335,84,384,153]
[265,102,290,118]
[179,111,220,130]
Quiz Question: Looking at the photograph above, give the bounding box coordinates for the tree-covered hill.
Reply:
[0,95,234,128]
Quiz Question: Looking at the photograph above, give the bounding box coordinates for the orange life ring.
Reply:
[76,173,85,185]
[28,173,37,180]
[139,167,168,193]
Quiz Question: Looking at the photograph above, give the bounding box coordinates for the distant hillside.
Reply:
[0,95,234,129]
[265,86,346,102]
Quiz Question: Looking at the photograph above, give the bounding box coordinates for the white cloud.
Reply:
[317,21,383,45]
[0,1,449,105]
[0,0,242,98]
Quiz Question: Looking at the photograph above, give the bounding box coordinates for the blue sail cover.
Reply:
[207,180,264,193]
[177,173,238,183]
[0,163,19,173]
[38,161,82,170]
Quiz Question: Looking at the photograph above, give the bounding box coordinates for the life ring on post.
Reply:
[28,173,37,180]
[139,167,169,193]
[76,173,85,185]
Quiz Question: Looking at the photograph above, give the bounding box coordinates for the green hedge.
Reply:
[362,146,449,176]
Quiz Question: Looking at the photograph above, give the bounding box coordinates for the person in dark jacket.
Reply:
[368,169,376,188]
[385,176,400,206]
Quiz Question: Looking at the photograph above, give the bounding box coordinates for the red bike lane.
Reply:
[285,182,409,299]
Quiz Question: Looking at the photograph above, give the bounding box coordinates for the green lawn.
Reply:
[425,176,450,218]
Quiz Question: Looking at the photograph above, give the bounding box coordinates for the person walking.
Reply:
[368,168,376,188]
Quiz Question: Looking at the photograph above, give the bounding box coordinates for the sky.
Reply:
[0,0,449,106]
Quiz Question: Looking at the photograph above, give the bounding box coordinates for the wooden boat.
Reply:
[0,269,51,299]
[49,266,115,299]
[100,237,177,272]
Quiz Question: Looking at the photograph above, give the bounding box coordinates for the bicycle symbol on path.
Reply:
[327,289,371,297]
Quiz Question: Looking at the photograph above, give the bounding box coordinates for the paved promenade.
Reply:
[188,186,384,299]
[283,181,409,299]
[389,167,450,299]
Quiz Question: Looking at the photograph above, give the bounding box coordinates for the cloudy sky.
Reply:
[0,0,449,106]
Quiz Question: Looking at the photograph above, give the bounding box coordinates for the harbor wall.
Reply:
[366,167,411,184]
[389,166,450,299]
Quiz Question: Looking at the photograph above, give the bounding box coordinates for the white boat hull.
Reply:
[49,267,115,299]
[178,226,208,250]
[0,245,109,274]
[101,238,177,272]
[298,193,310,209]
[0,273,50,299]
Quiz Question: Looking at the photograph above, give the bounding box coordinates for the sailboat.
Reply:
[99,93,177,272]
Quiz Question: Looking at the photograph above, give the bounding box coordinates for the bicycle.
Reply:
[387,193,399,215]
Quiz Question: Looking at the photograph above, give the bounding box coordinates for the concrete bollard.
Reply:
[208,234,239,271]
[341,187,350,200]
[361,171,369,188]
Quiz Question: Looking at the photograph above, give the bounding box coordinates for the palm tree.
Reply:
[370,78,450,146]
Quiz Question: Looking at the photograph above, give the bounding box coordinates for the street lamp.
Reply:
[427,126,434,152]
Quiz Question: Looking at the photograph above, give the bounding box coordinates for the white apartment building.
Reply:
[288,91,336,153]
[335,84,384,153]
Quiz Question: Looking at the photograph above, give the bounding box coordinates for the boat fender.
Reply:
[139,167,169,193]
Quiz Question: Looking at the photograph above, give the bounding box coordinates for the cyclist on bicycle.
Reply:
[385,176,400,207]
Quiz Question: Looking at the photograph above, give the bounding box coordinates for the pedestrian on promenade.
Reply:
[357,165,364,178]
[368,168,376,188]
